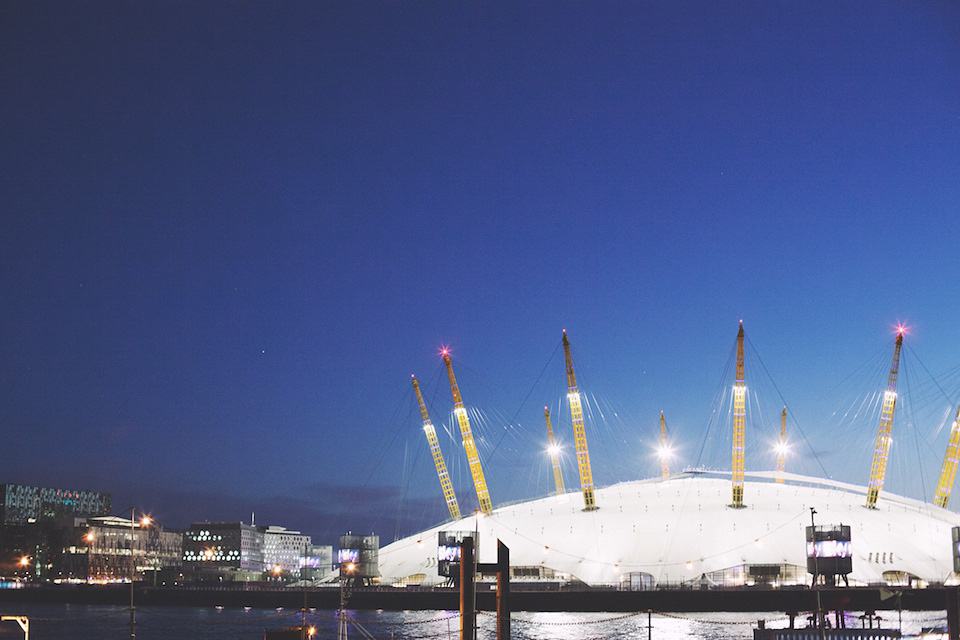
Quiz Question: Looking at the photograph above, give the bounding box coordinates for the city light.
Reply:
[19,556,29,567]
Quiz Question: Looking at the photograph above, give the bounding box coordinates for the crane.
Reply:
[545,407,565,495]
[934,404,960,508]
[412,376,461,521]
[562,330,598,511]
[659,411,669,478]
[443,352,493,515]
[866,330,904,509]
[776,407,786,483]
[731,321,747,508]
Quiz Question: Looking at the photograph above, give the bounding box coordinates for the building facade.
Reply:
[44,516,182,583]
[0,484,111,525]
[182,522,265,581]
[263,526,310,574]
[0,484,112,580]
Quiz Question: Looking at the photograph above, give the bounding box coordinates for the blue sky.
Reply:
[2,2,959,543]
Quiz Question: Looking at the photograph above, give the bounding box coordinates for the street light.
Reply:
[128,508,151,640]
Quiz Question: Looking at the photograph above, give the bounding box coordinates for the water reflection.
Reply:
[0,604,948,639]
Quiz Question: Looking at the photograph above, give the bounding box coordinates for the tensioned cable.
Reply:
[746,334,830,481]
[694,337,737,468]
[481,339,562,466]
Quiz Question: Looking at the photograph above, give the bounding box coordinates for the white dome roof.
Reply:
[379,471,960,587]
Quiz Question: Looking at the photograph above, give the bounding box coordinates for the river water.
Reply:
[0,604,948,639]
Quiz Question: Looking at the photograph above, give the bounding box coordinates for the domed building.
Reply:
[382,328,960,589]
[378,470,960,588]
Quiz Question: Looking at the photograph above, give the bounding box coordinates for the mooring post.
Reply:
[460,537,475,640]
[648,609,653,640]
[496,540,510,640]
[947,586,960,640]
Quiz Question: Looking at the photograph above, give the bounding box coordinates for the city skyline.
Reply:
[2,2,959,543]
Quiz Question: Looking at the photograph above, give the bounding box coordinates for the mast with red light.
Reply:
[545,407,565,495]
[866,328,905,508]
[443,351,493,515]
[412,375,461,521]
[562,330,598,511]
[934,403,960,508]
[731,321,747,508]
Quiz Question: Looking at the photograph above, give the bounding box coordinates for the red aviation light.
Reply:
[439,345,450,357]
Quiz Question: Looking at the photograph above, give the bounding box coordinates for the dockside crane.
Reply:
[732,321,747,508]
[660,411,669,478]
[934,404,960,508]
[865,329,904,509]
[562,330,598,511]
[776,407,787,483]
[412,376,462,521]
[545,407,566,495]
[443,352,493,515]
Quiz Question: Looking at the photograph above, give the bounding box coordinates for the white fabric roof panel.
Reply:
[378,471,960,587]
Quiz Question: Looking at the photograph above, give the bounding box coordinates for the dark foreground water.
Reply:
[0,604,948,639]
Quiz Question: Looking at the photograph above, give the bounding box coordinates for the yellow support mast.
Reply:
[934,404,960,508]
[776,407,786,483]
[563,331,598,511]
[660,411,669,478]
[412,376,462,521]
[545,407,565,495]
[866,330,904,509]
[443,352,493,515]
[731,321,746,508]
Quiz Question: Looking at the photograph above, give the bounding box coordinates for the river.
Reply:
[0,604,948,639]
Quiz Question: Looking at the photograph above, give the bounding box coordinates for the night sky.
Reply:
[2,3,959,545]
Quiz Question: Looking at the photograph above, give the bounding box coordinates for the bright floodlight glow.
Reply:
[547,444,561,456]
[775,442,789,456]
[567,391,580,402]
[140,516,151,526]
[19,556,29,566]
[658,445,672,459]
[346,562,356,573]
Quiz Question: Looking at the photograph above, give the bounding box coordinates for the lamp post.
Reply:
[810,507,824,640]
[129,508,151,640]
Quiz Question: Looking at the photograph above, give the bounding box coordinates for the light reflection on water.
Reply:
[0,604,948,639]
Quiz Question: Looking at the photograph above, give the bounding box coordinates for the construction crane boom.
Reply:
[563,331,598,511]
[776,407,786,483]
[443,353,493,515]
[660,411,669,478]
[412,376,461,521]
[934,404,960,508]
[545,407,565,495]
[866,331,904,509]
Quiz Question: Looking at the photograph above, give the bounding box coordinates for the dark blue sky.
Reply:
[2,3,959,543]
